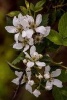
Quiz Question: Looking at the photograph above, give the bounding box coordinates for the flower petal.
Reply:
[27,61,34,68]
[13,43,23,49]
[44,26,51,37]
[36,14,42,26]
[26,15,34,23]
[33,89,41,97]
[36,61,46,67]
[22,31,27,37]
[12,78,19,85]
[15,71,23,77]
[53,79,63,88]
[30,45,36,56]
[13,16,20,26]
[45,81,53,90]
[14,33,20,42]
[35,26,46,34]
[26,68,31,80]
[45,65,51,73]
[51,69,61,77]
[5,26,17,33]
[25,84,32,93]
[25,29,34,38]
[23,45,29,52]
[29,38,34,45]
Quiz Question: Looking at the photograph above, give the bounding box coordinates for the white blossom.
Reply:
[12,71,25,85]
[33,89,41,97]
[26,14,50,36]
[24,45,46,69]
[44,65,63,90]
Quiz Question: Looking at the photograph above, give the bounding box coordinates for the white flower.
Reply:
[13,34,34,51]
[33,89,41,97]
[26,14,50,36]
[12,71,25,85]
[25,80,34,93]
[44,66,63,90]
[24,45,46,69]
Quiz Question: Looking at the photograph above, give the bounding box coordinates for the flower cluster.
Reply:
[5,13,63,97]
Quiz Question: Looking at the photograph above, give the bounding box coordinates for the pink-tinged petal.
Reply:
[51,69,61,77]
[26,29,34,38]
[29,38,34,45]
[12,78,19,85]
[33,89,41,97]
[23,45,29,52]
[25,84,32,93]
[5,26,17,33]
[44,26,51,37]
[22,31,27,37]
[27,61,34,68]
[53,79,63,88]
[36,14,42,26]
[13,43,23,49]
[36,61,46,67]
[13,16,20,26]
[45,65,51,73]
[45,81,53,90]
[30,45,36,56]
[14,33,20,42]
[15,71,23,77]
[35,26,46,34]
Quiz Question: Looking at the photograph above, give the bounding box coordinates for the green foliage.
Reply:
[20,6,28,14]
[7,61,21,70]
[58,12,67,38]
[47,12,67,46]
[12,51,24,65]
[41,14,49,26]
[7,11,20,17]
[47,29,62,45]
[58,70,67,82]
[25,0,29,9]
[53,87,67,100]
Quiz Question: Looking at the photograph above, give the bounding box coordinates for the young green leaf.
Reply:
[47,30,62,45]
[25,0,29,9]
[35,0,46,8]
[7,11,20,17]
[30,3,35,11]
[20,6,28,14]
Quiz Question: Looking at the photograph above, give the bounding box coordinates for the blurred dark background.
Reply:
[0,0,67,100]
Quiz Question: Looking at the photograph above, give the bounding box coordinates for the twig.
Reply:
[11,70,25,100]
[51,61,67,70]
[53,3,67,9]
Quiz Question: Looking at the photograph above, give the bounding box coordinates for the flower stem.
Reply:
[11,70,25,100]
[53,3,67,9]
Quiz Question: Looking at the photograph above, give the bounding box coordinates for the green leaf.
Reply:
[34,7,43,12]
[30,3,35,11]
[58,12,67,38]
[41,14,49,26]
[58,70,67,82]
[47,30,62,45]
[7,11,20,17]
[34,0,46,12]
[25,0,29,9]
[35,0,46,8]
[53,87,66,100]
[12,52,24,65]
[20,6,28,14]
[7,61,21,70]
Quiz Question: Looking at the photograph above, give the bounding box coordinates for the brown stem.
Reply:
[11,70,25,100]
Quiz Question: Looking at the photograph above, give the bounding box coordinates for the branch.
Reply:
[53,3,67,9]
[11,70,25,100]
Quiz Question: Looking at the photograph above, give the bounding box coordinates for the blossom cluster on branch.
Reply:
[5,13,63,97]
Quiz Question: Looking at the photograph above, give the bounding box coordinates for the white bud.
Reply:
[45,85,52,90]
[28,80,34,86]
[23,59,27,64]
[44,73,50,79]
